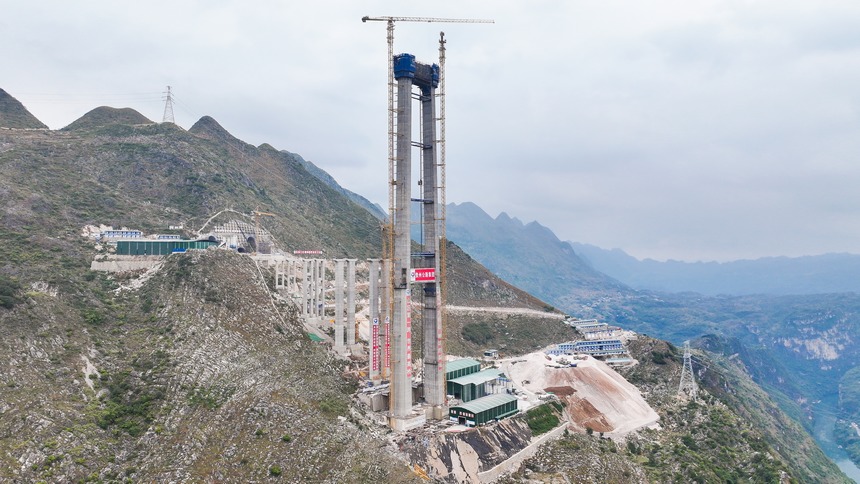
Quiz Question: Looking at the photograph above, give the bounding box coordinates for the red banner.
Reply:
[411,268,435,282]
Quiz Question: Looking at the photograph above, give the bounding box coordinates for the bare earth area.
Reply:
[502,351,659,436]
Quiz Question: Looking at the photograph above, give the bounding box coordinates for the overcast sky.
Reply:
[4,1,860,262]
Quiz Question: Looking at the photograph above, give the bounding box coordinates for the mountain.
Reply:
[286,150,387,220]
[0,92,577,481]
[501,335,849,483]
[446,199,860,475]
[62,106,153,131]
[0,88,48,129]
[572,242,860,296]
[0,89,852,481]
[447,202,626,305]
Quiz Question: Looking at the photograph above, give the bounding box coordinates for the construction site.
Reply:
[80,16,670,482]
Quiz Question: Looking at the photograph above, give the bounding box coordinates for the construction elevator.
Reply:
[389,51,446,427]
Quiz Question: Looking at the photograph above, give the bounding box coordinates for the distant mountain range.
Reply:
[447,201,860,298]
[446,202,626,306]
[571,243,860,296]
[446,200,860,472]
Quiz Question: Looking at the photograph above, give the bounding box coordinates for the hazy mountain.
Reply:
[572,242,860,296]
[447,202,627,306]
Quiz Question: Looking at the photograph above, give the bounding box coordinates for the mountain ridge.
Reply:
[0,88,48,129]
[572,242,860,296]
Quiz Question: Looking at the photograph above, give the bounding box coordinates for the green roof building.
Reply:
[447,368,506,402]
[449,393,519,427]
[115,239,218,255]
[445,358,481,381]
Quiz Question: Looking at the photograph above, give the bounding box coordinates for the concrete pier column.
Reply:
[334,259,345,348]
[288,259,298,294]
[275,259,284,289]
[369,259,381,381]
[382,258,391,378]
[305,259,315,318]
[420,81,444,410]
[347,259,357,345]
[317,259,325,319]
[310,259,319,319]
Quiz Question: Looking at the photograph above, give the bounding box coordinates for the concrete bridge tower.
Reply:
[389,52,445,426]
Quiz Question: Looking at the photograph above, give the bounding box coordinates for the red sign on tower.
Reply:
[410,268,436,282]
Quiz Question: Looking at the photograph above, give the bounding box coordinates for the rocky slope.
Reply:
[500,336,851,483]
[1,249,418,482]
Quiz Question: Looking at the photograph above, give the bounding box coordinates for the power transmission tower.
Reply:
[162,85,175,124]
[678,340,698,400]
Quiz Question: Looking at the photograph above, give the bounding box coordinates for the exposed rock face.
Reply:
[400,416,535,483]
[0,250,417,482]
[503,352,659,435]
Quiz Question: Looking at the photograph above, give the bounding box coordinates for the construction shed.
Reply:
[449,393,519,427]
[447,368,506,402]
[445,358,481,381]
[115,239,218,256]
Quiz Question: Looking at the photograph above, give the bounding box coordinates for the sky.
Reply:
[3,0,860,262]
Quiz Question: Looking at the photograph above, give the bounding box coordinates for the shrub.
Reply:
[525,403,560,435]
[319,397,348,416]
[0,275,22,309]
[461,322,492,345]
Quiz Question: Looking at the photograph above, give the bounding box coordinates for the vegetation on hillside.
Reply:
[0,88,47,129]
[623,336,848,483]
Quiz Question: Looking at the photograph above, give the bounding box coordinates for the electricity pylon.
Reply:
[678,340,698,400]
[162,85,175,124]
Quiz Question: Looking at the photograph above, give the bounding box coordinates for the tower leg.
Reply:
[347,259,357,345]
[335,259,345,349]
[391,73,414,419]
